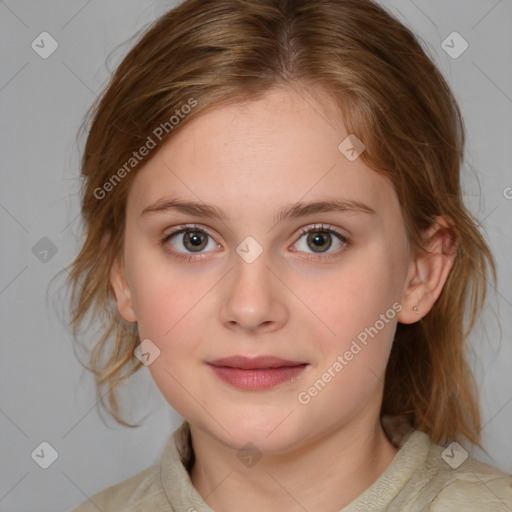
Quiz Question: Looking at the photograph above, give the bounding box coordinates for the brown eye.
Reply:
[295,226,348,255]
[162,226,220,259]
[181,230,208,252]
[306,230,333,253]
[293,224,347,257]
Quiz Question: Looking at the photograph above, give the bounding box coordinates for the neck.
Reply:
[189,413,398,512]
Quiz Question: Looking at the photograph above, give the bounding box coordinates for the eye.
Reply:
[162,224,221,261]
[291,224,349,260]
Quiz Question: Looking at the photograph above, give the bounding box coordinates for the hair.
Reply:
[66,0,496,447]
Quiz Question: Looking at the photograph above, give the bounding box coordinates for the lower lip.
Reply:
[208,364,308,390]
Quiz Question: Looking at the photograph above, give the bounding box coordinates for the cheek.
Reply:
[298,251,400,334]
[127,246,207,339]
[131,277,176,340]
[296,269,398,422]
[128,255,217,391]
[291,247,400,398]
[131,267,211,418]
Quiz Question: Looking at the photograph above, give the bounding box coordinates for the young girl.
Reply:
[68,0,512,510]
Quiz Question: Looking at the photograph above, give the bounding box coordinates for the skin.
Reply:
[110,85,456,511]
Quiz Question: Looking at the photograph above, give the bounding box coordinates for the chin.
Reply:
[209,409,308,455]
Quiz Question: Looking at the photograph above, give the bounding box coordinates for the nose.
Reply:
[218,246,288,335]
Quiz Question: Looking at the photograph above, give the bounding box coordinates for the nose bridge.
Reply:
[230,236,274,302]
[219,236,287,331]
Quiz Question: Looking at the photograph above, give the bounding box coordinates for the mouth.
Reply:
[207,356,308,390]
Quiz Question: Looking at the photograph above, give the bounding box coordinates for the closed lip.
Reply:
[207,355,307,369]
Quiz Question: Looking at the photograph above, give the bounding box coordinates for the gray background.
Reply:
[0,1,511,510]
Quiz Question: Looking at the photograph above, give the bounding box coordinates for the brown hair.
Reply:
[66,0,496,447]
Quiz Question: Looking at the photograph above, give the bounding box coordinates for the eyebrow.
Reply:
[140,197,376,223]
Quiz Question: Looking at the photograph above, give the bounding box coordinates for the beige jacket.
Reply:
[70,416,512,511]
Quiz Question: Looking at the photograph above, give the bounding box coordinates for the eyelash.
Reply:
[161,223,350,263]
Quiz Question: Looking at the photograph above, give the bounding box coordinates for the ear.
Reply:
[397,216,458,324]
[110,254,137,323]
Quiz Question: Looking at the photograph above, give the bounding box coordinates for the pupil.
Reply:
[309,231,331,252]
[186,232,205,250]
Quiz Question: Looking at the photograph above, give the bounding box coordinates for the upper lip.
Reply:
[207,356,307,369]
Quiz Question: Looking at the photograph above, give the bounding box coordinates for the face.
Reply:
[111,86,413,454]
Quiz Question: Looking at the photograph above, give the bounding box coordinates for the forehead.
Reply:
[127,87,400,225]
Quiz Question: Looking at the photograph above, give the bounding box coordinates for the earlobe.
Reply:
[110,257,137,323]
[397,217,458,324]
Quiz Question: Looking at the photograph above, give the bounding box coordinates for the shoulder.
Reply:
[425,442,512,511]
[69,421,194,512]
[380,417,512,511]
[69,463,167,512]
